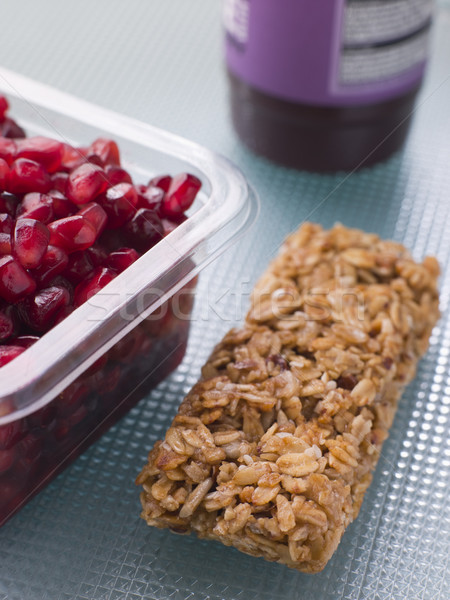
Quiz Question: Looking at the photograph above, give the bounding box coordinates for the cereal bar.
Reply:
[137,223,440,573]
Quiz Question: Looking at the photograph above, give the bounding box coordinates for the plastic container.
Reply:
[224,0,433,172]
[0,68,259,525]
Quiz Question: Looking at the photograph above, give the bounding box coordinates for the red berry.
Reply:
[0,447,17,474]
[0,158,10,190]
[53,304,74,325]
[0,418,24,450]
[0,117,26,139]
[77,202,107,236]
[0,192,19,216]
[162,173,201,217]
[135,184,164,212]
[32,245,69,287]
[0,255,36,302]
[16,136,64,173]
[48,215,97,253]
[49,191,77,219]
[85,243,107,267]
[0,138,16,165]
[50,171,69,194]
[74,267,116,306]
[105,164,132,186]
[16,192,54,223]
[88,138,120,167]
[0,213,13,234]
[57,382,90,417]
[0,233,11,255]
[98,183,137,228]
[0,344,25,368]
[0,307,15,341]
[13,218,50,269]
[60,144,87,171]
[66,163,108,205]
[149,174,172,192]
[63,250,94,285]
[162,215,187,236]
[9,158,51,194]
[97,229,127,253]
[18,285,70,332]
[0,96,9,121]
[124,208,164,252]
[105,248,140,273]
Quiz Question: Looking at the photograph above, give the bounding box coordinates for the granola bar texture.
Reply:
[137,223,440,573]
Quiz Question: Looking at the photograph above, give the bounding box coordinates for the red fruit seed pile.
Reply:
[0,95,199,525]
[0,95,201,366]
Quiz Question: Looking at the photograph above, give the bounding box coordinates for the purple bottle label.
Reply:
[224,0,432,106]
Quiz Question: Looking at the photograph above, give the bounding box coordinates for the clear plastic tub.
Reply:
[0,68,259,525]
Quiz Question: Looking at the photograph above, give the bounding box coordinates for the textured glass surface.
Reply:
[0,1,449,599]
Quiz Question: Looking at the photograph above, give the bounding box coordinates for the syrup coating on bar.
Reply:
[137,223,440,573]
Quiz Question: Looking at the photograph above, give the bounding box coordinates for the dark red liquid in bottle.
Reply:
[224,0,431,172]
[228,71,421,172]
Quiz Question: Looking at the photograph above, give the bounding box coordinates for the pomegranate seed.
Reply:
[85,243,107,267]
[53,304,74,325]
[96,364,121,396]
[0,192,19,216]
[57,382,89,417]
[149,174,172,192]
[0,117,26,139]
[0,344,26,368]
[74,267,116,306]
[13,218,50,269]
[0,213,13,234]
[97,229,127,253]
[124,208,164,252]
[18,285,70,332]
[0,158,10,190]
[0,255,36,302]
[105,164,132,186]
[16,136,64,173]
[0,96,9,121]
[0,138,17,164]
[63,250,94,285]
[9,158,51,194]
[162,173,201,217]
[47,275,73,301]
[135,184,164,212]
[66,163,108,205]
[0,233,11,255]
[66,404,88,427]
[106,248,140,273]
[162,215,187,236]
[84,154,104,168]
[0,309,14,341]
[27,403,57,429]
[50,171,69,194]
[49,190,78,218]
[48,215,97,253]
[0,419,24,451]
[88,138,120,166]
[98,183,137,228]
[0,447,17,474]
[60,144,87,171]
[16,192,54,223]
[32,245,69,287]
[77,202,107,236]
[14,335,40,348]
[18,433,43,463]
